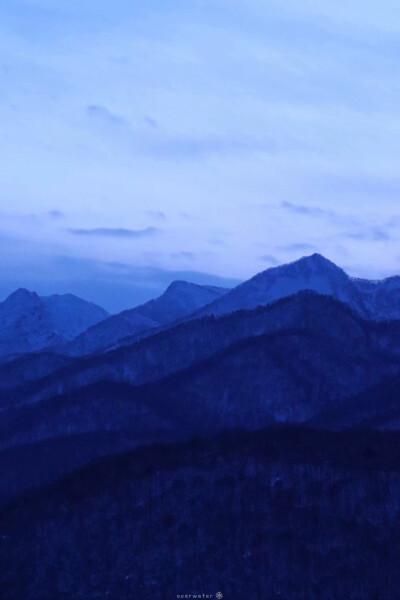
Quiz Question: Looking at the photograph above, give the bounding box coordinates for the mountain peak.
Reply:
[165,280,196,292]
[194,253,354,319]
[294,253,341,270]
[304,252,328,262]
[252,254,343,284]
[4,288,40,304]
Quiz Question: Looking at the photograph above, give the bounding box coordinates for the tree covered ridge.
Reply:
[2,427,400,600]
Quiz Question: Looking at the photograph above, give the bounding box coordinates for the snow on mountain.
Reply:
[5,292,400,446]
[2,254,400,361]
[0,289,109,358]
[64,281,229,356]
[352,275,400,320]
[189,253,400,321]
[191,254,370,319]
[41,293,109,339]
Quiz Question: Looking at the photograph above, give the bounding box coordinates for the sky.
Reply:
[1,0,400,311]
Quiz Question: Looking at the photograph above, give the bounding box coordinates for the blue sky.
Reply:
[1,0,400,311]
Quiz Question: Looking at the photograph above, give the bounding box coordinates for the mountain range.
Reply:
[3,253,400,361]
[63,280,228,357]
[191,253,400,320]
[2,253,400,499]
[3,252,400,600]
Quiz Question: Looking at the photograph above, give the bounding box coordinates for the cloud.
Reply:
[280,201,335,218]
[144,210,166,221]
[208,238,227,247]
[279,200,359,227]
[68,227,160,238]
[85,104,134,146]
[279,198,393,246]
[277,242,317,252]
[48,210,64,219]
[87,103,240,162]
[86,104,128,128]
[342,227,390,242]
[0,210,65,224]
[146,134,277,161]
[3,0,400,291]
[40,255,240,312]
[144,116,158,128]
[170,251,196,260]
[179,212,208,222]
[258,254,280,265]
[86,105,277,161]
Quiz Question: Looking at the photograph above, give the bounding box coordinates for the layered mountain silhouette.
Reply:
[2,254,400,361]
[2,292,400,501]
[0,289,109,357]
[2,253,400,501]
[63,281,229,356]
[4,253,400,600]
[4,290,399,407]
[191,253,400,320]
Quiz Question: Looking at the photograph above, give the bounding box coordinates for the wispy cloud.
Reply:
[68,227,160,239]
[145,210,166,221]
[170,251,196,260]
[144,116,158,128]
[341,227,390,242]
[279,200,361,228]
[258,254,280,265]
[1,0,400,291]
[48,210,64,219]
[208,237,227,247]
[86,105,129,128]
[277,242,317,252]
[280,201,336,218]
[86,104,276,161]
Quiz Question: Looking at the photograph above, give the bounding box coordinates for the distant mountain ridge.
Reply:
[0,281,228,359]
[0,289,109,358]
[63,281,229,356]
[2,252,400,389]
[2,286,400,503]
[2,254,400,360]
[3,291,400,432]
[4,255,400,600]
[74,254,400,356]
[191,253,400,321]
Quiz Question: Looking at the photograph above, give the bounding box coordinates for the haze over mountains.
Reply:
[64,281,228,357]
[3,253,400,361]
[1,253,400,492]
[2,254,400,412]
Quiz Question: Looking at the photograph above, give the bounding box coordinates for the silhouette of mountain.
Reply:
[0,289,108,357]
[63,281,229,356]
[190,253,400,322]
[3,292,400,502]
[2,255,400,364]
[3,255,400,600]
[5,291,400,410]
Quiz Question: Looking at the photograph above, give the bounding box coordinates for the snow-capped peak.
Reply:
[193,254,363,318]
[3,288,40,304]
[0,290,109,358]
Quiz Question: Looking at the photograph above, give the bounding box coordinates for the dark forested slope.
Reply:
[2,427,400,600]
